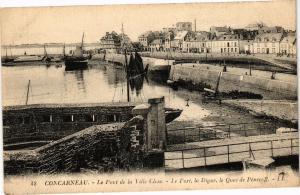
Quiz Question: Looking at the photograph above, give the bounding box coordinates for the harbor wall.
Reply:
[102,53,174,72]
[3,121,142,175]
[2,103,136,144]
[169,64,297,100]
[140,52,297,67]
[3,97,168,175]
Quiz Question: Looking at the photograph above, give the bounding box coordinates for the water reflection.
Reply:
[1,62,212,122]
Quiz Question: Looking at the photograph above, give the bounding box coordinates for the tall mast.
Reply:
[44,44,48,57]
[9,45,12,57]
[81,32,85,49]
[125,49,130,102]
[63,43,66,57]
[122,23,130,102]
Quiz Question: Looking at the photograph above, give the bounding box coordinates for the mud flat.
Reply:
[222,99,298,124]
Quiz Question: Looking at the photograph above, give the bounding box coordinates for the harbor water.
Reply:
[1,60,211,123]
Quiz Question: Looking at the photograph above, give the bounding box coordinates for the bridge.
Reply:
[165,122,298,170]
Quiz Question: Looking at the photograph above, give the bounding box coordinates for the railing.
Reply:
[166,121,294,145]
[164,137,299,169]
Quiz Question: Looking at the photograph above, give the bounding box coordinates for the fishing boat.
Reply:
[13,55,45,63]
[1,46,14,64]
[64,33,90,71]
[124,49,182,122]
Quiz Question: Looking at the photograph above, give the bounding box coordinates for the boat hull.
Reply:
[64,59,88,71]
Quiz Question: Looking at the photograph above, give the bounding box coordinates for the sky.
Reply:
[0,0,296,45]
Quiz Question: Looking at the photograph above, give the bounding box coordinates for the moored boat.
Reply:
[64,33,90,71]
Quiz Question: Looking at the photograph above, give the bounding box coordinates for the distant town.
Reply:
[1,21,296,58]
[103,21,296,57]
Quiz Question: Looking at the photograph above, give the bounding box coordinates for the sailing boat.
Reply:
[1,46,14,65]
[64,33,90,71]
[42,44,51,63]
[124,49,182,123]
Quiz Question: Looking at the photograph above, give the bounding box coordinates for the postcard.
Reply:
[1,0,299,194]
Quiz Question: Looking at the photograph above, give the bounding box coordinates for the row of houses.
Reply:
[138,22,296,56]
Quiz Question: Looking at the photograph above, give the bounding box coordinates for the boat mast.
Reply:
[44,44,48,57]
[122,23,130,102]
[81,33,85,49]
[63,43,66,58]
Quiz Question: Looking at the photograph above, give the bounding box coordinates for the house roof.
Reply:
[214,34,240,41]
[281,34,296,44]
[138,31,152,38]
[211,26,230,32]
[174,31,188,40]
[255,33,283,42]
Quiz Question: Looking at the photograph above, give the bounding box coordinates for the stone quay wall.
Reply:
[169,64,297,100]
[2,103,136,144]
[4,117,144,175]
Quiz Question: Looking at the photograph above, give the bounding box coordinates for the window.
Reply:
[41,115,52,123]
[234,42,237,47]
[224,48,227,52]
[63,115,73,122]
[257,48,260,53]
[231,48,233,52]
[84,114,96,122]
[107,114,115,122]
[262,48,265,53]
[235,48,237,52]
[272,48,275,53]
[227,42,230,47]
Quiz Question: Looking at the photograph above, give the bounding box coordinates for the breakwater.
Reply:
[169,63,297,100]
[140,52,296,72]
[93,53,174,73]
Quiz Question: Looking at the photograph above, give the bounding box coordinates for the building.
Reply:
[252,33,283,54]
[176,22,192,31]
[232,29,257,54]
[170,31,189,51]
[149,39,164,52]
[211,34,240,54]
[100,32,121,52]
[280,33,296,56]
[138,31,166,51]
[244,22,266,31]
[210,26,231,36]
[163,31,175,52]
[258,26,284,34]
[182,31,211,53]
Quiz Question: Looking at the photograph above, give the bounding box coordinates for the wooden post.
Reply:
[25,80,31,105]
